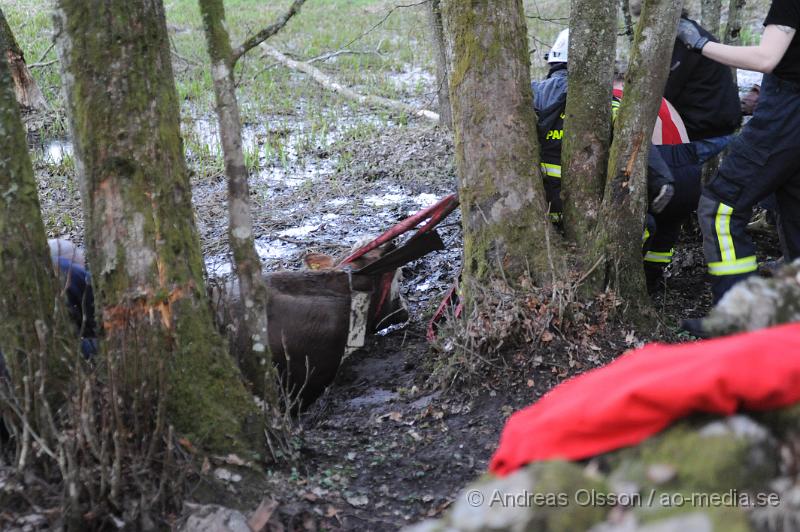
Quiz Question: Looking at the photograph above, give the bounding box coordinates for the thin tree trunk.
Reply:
[0,7,48,111]
[261,44,440,122]
[592,0,683,308]
[724,0,746,45]
[426,0,452,129]
[701,0,723,37]
[561,0,617,246]
[198,0,278,405]
[0,52,69,408]
[621,0,635,44]
[441,0,564,303]
[54,0,260,452]
[724,0,746,84]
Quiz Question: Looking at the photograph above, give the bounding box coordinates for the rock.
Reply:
[704,259,800,336]
[178,504,251,532]
[214,467,242,483]
[637,512,713,532]
[404,461,610,532]
[609,418,777,494]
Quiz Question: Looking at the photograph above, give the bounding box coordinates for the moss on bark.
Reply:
[54,0,260,452]
[0,52,71,405]
[441,0,565,306]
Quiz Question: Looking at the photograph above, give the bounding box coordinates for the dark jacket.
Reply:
[665,18,742,140]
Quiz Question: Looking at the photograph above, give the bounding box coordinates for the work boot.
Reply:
[680,318,710,339]
[644,263,666,295]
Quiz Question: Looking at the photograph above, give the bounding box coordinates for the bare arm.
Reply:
[701,24,795,73]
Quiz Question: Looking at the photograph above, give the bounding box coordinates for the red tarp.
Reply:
[489,323,800,477]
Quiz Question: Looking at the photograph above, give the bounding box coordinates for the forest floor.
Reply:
[6,0,783,530]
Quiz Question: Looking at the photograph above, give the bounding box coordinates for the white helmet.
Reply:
[548,29,569,64]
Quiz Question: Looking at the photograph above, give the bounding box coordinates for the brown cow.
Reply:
[212,232,443,408]
[211,246,405,408]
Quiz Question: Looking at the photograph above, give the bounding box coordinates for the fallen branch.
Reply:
[260,44,439,123]
[231,0,307,65]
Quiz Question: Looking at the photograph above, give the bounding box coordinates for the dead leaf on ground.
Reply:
[247,497,279,532]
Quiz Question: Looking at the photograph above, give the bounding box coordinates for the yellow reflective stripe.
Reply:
[540,163,562,178]
[715,203,735,262]
[708,256,758,276]
[548,212,563,223]
[644,249,674,264]
[642,228,651,244]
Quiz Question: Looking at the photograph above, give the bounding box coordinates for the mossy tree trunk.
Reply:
[54,0,260,452]
[198,0,279,406]
[441,0,564,305]
[701,0,723,36]
[427,0,452,130]
[0,52,70,410]
[592,0,682,309]
[561,0,616,246]
[0,7,47,111]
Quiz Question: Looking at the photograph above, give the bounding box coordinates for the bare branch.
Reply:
[260,43,439,122]
[231,0,307,64]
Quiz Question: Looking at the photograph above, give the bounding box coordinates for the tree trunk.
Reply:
[0,7,48,111]
[724,0,746,84]
[701,0,722,37]
[592,0,683,307]
[198,0,279,405]
[561,0,616,246]
[54,0,260,452]
[0,52,69,411]
[724,0,746,45]
[441,0,563,303]
[621,0,635,44]
[427,0,453,129]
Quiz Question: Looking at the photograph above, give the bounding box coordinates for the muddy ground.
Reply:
[19,104,782,531]
[7,36,777,527]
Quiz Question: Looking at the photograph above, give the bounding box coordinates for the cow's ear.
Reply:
[304,253,335,270]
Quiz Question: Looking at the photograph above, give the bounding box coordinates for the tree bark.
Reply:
[198,0,278,405]
[724,0,746,84]
[54,0,260,452]
[724,0,746,45]
[592,0,683,307]
[621,0,635,44]
[426,0,453,129]
[561,0,616,246]
[441,0,563,302]
[701,0,723,37]
[0,7,48,111]
[0,52,69,409]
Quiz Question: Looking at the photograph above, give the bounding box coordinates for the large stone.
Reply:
[404,461,610,532]
[177,504,251,532]
[704,259,800,336]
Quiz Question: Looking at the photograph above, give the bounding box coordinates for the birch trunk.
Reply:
[54,0,259,452]
[198,0,278,405]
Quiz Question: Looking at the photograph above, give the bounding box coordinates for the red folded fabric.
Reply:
[489,323,800,476]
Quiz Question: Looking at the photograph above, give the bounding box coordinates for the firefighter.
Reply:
[533,31,674,223]
[677,0,800,336]
[629,2,742,141]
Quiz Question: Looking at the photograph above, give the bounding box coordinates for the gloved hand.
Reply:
[651,184,674,214]
[676,18,709,52]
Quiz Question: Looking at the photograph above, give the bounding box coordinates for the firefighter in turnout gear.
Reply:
[676,0,800,336]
